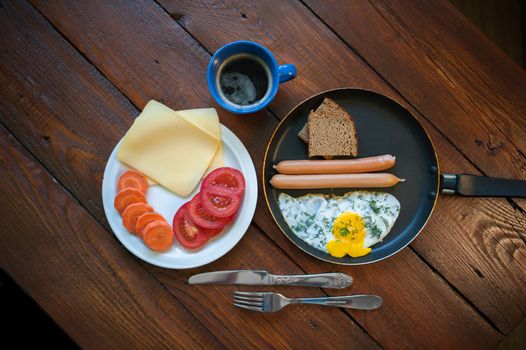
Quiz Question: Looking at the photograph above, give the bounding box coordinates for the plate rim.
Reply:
[262,87,440,265]
[102,124,257,269]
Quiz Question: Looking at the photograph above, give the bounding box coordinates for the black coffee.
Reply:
[219,55,269,106]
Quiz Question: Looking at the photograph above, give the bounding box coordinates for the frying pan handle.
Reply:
[440,173,526,197]
[440,174,458,195]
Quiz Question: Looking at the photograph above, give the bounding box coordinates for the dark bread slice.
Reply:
[298,122,333,159]
[307,97,358,158]
[298,123,309,143]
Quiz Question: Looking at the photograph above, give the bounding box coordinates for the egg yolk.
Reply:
[327,212,372,258]
[326,240,349,258]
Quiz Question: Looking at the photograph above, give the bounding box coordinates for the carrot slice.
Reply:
[122,203,154,234]
[114,188,147,214]
[135,212,166,238]
[143,221,174,252]
[117,170,149,194]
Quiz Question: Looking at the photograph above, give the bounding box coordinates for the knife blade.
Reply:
[188,270,353,289]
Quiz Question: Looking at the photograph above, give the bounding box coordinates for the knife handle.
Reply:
[441,173,526,197]
[270,273,353,289]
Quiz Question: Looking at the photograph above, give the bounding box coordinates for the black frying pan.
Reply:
[262,88,526,265]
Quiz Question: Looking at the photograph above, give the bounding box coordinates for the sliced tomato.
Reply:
[172,204,209,249]
[187,194,232,229]
[201,167,245,198]
[204,227,223,238]
[200,186,241,218]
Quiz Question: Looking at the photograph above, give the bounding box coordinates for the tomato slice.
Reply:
[200,186,241,218]
[172,204,209,249]
[187,194,232,229]
[201,167,245,198]
[204,227,223,238]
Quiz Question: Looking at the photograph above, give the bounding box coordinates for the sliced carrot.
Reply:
[135,212,166,238]
[117,170,149,194]
[122,203,154,233]
[114,188,147,214]
[143,221,174,252]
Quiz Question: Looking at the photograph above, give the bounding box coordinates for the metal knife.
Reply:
[188,270,353,289]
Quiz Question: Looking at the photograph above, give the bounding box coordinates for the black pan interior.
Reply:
[263,88,439,264]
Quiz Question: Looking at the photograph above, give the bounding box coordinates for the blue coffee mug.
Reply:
[207,41,297,114]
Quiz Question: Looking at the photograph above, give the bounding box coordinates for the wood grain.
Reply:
[303,0,526,184]
[153,0,526,334]
[449,0,524,68]
[149,226,380,349]
[15,0,506,347]
[0,1,378,348]
[0,127,222,348]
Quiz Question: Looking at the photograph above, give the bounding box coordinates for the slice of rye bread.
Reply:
[307,97,358,157]
[298,123,309,143]
[298,123,332,159]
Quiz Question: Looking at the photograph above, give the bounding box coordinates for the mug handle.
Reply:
[278,64,297,83]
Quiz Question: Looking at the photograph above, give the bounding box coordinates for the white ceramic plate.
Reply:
[102,125,257,269]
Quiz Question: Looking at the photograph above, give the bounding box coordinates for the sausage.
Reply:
[269,173,404,189]
[273,155,396,175]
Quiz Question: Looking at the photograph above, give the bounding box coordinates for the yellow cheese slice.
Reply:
[207,143,224,171]
[145,145,221,185]
[117,100,219,197]
[176,108,220,137]
[146,108,224,186]
[176,108,224,170]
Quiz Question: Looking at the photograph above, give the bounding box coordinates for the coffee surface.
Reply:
[220,56,269,106]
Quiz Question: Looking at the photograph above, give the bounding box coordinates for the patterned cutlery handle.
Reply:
[271,273,353,289]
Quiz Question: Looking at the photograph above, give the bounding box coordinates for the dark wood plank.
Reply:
[22,0,506,348]
[151,227,381,349]
[449,0,524,68]
[0,1,378,348]
[304,0,526,211]
[0,127,222,348]
[498,317,526,350]
[153,0,526,334]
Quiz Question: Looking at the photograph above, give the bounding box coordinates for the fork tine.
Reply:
[234,303,264,312]
[234,295,264,302]
[233,299,263,307]
[234,291,266,296]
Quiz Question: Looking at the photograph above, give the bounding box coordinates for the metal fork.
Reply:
[234,291,382,312]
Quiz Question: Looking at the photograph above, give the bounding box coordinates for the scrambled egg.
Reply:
[327,212,372,258]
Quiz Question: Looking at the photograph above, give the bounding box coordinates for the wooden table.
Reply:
[1,1,525,348]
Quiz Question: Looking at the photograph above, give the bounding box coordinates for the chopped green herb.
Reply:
[291,224,306,233]
[362,216,372,226]
[370,200,381,214]
[316,226,325,239]
[370,225,382,238]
